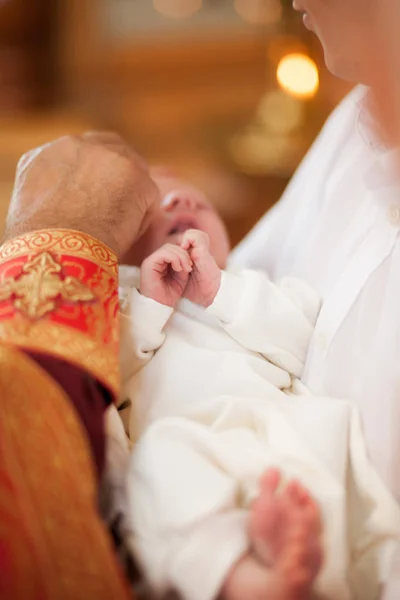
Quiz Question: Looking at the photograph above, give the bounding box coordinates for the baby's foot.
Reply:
[249,468,323,599]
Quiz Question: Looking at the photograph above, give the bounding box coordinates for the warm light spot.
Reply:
[277,54,319,99]
[267,35,308,65]
[153,0,202,19]
[234,0,282,25]
[258,90,304,134]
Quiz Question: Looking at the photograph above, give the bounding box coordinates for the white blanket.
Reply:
[109,265,400,600]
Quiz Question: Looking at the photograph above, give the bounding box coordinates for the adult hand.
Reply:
[4,132,160,257]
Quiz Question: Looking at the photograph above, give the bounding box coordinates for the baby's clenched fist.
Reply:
[140,244,192,307]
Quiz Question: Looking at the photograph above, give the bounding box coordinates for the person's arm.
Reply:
[0,132,161,600]
[206,269,321,378]
[119,243,192,388]
[0,229,120,474]
[0,229,131,600]
[179,230,321,379]
[119,266,174,385]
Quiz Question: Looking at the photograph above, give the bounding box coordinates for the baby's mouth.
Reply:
[168,219,198,236]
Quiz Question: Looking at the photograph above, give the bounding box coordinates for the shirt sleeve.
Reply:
[0,229,131,600]
[206,269,321,378]
[119,267,173,385]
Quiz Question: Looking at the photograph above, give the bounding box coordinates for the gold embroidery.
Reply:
[0,316,119,395]
[0,230,119,396]
[0,229,118,277]
[0,252,96,320]
[83,269,119,346]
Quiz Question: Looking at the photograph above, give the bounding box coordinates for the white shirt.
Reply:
[230,86,400,598]
[231,86,400,500]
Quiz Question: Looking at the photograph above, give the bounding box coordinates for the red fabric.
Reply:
[0,231,119,395]
[0,233,118,350]
[0,232,131,599]
[28,352,111,479]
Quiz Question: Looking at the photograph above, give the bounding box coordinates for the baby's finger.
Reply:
[169,248,192,273]
[181,229,209,251]
[152,244,192,273]
[169,252,183,272]
[181,229,199,250]
[153,247,182,272]
[168,245,193,272]
[181,238,192,251]
[179,249,193,272]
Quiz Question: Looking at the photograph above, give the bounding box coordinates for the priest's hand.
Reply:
[4,131,160,257]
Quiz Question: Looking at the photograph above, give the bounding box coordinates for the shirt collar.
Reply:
[356,88,393,153]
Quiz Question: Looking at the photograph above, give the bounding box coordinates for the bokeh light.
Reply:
[277,53,319,99]
[234,0,282,25]
[258,90,304,134]
[153,0,202,19]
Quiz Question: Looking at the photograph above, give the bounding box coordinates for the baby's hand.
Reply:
[181,229,221,307]
[140,244,192,307]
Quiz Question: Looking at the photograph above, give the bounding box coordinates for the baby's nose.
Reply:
[162,192,197,212]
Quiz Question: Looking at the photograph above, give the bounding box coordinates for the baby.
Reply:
[111,171,400,600]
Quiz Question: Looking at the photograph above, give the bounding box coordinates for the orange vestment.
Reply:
[0,230,131,599]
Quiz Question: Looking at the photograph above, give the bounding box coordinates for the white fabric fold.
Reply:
[115,254,400,600]
[207,269,321,377]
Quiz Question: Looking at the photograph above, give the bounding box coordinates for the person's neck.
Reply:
[374,0,400,148]
[367,87,399,149]
[368,57,400,148]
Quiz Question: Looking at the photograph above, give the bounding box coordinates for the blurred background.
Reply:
[0,0,351,245]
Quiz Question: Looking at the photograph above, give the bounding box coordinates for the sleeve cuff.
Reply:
[0,229,119,397]
[119,286,174,356]
[119,287,173,386]
[206,270,243,324]
[119,265,174,333]
[128,289,174,332]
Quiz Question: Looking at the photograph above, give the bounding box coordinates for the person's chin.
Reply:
[321,45,364,84]
[318,31,375,85]
[324,52,347,79]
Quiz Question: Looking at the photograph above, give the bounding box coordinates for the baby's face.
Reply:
[127,170,230,268]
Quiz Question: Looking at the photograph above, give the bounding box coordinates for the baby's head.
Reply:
[124,168,231,268]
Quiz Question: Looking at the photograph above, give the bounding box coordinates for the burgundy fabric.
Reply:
[27,352,112,480]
